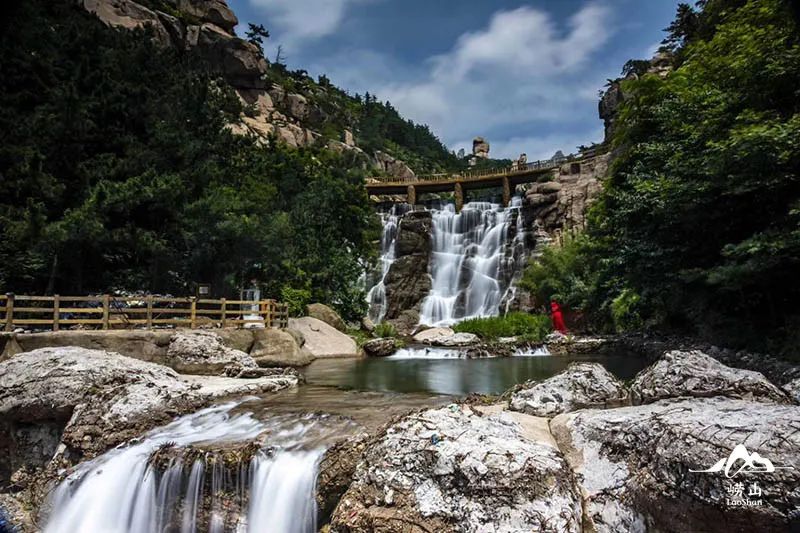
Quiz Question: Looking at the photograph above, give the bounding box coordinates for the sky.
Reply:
[227,0,681,160]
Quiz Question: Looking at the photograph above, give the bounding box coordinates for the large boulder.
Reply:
[783,377,800,404]
[330,405,582,532]
[630,350,790,405]
[11,329,172,363]
[551,398,800,533]
[307,303,347,332]
[166,330,256,375]
[250,328,313,367]
[427,332,478,347]
[509,362,629,417]
[362,338,398,357]
[412,327,454,344]
[287,317,358,358]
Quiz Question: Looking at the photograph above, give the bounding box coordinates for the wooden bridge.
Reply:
[366,157,568,211]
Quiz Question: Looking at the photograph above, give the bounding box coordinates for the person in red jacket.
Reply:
[550,300,567,333]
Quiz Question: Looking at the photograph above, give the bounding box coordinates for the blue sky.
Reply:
[227,0,680,160]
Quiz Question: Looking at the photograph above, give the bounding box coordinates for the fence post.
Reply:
[265,300,273,329]
[102,294,110,330]
[53,295,60,332]
[220,298,227,328]
[146,295,153,330]
[4,293,14,332]
[190,297,197,329]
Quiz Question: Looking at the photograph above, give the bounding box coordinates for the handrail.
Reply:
[1,293,289,331]
[367,156,571,186]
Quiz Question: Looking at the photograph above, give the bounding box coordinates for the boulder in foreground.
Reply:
[630,350,790,404]
[330,404,582,532]
[288,317,358,357]
[509,362,630,417]
[166,330,257,375]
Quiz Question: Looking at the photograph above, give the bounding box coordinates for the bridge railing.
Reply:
[1,293,289,331]
[368,156,570,185]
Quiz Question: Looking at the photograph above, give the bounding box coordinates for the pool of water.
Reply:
[303,351,653,396]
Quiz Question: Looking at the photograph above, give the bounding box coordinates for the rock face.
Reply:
[522,153,606,235]
[509,363,629,417]
[287,317,358,357]
[249,328,313,367]
[472,136,490,159]
[630,350,790,405]
[373,150,416,181]
[783,377,800,404]
[551,398,800,533]
[330,405,582,532]
[307,303,347,332]
[166,330,256,375]
[383,211,432,332]
[362,338,398,357]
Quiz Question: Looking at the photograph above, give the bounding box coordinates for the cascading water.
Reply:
[44,402,351,533]
[366,204,409,323]
[419,198,525,326]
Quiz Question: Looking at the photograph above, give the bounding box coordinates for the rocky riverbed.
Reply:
[0,332,798,532]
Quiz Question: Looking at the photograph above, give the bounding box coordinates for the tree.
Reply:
[245,23,269,54]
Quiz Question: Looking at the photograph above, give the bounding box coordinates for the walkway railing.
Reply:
[0,293,289,331]
[368,157,569,185]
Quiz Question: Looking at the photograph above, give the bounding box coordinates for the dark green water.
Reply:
[303,353,653,396]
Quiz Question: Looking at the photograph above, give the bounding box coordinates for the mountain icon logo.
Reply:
[690,444,794,478]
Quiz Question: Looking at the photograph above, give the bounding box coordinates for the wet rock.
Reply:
[362,338,398,357]
[287,317,358,358]
[317,434,370,522]
[630,350,790,405]
[307,303,347,332]
[167,330,256,375]
[551,398,800,533]
[412,327,454,344]
[383,212,433,328]
[249,328,313,367]
[509,362,629,417]
[330,405,582,532]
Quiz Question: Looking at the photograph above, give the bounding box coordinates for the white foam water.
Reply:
[513,345,551,357]
[387,347,465,359]
[43,403,338,533]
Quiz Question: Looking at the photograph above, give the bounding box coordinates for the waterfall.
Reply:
[43,403,345,533]
[366,203,409,323]
[419,198,524,326]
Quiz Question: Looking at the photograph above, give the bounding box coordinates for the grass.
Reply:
[453,312,552,342]
[373,322,399,338]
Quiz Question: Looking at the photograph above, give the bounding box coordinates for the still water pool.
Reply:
[303,349,653,396]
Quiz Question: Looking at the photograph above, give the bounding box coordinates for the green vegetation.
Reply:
[0,0,378,321]
[372,322,399,338]
[453,313,552,343]
[522,0,800,355]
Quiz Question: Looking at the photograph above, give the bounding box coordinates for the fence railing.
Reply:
[368,157,570,185]
[0,293,289,331]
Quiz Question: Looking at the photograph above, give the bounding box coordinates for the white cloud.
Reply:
[247,0,366,45]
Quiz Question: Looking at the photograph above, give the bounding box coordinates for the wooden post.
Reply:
[220,298,227,328]
[102,294,110,329]
[406,184,416,207]
[264,300,272,329]
[4,293,14,332]
[53,295,60,332]
[146,295,153,330]
[454,182,464,213]
[190,297,197,329]
[502,176,511,207]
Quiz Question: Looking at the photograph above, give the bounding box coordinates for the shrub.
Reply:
[373,322,398,338]
[453,312,552,342]
[280,286,310,317]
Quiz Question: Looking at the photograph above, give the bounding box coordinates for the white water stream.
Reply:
[44,402,343,533]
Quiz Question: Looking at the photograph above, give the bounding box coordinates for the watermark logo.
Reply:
[690,444,793,507]
[690,444,793,478]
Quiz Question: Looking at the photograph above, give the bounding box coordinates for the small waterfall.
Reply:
[419,199,525,326]
[43,403,347,533]
[366,204,409,323]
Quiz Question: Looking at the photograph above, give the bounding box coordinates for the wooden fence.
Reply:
[0,294,289,331]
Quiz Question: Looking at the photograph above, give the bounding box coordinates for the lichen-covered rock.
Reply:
[509,362,629,417]
[317,433,370,522]
[783,377,800,404]
[307,303,347,332]
[330,405,582,532]
[427,332,478,347]
[551,398,800,533]
[412,327,454,344]
[362,338,398,357]
[167,330,256,375]
[631,350,790,405]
